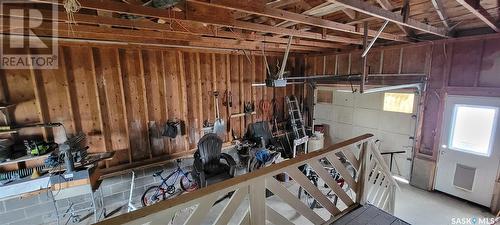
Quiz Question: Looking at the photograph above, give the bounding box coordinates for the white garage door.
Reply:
[313,87,419,180]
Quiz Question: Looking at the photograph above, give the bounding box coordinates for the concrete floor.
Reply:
[394,181,494,225]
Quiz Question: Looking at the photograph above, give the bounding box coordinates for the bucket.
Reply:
[308,132,325,152]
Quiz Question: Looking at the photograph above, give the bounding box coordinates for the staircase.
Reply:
[99,134,398,225]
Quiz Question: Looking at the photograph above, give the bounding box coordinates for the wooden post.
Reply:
[249,177,266,225]
[356,141,369,204]
[361,22,368,93]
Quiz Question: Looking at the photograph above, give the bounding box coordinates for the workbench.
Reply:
[0,166,106,224]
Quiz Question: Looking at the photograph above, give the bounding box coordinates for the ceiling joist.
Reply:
[430,0,451,29]
[2,5,348,50]
[330,0,449,37]
[454,0,499,32]
[31,0,363,45]
[190,0,410,42]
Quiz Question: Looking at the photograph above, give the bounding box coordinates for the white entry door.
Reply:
[435,95,500,207]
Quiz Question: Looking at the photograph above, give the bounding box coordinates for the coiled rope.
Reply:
[63,0,81,35]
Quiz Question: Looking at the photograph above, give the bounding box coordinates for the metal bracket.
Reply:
[361,20,390,58]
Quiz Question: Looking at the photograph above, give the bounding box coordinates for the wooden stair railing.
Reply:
[97,133,399,225]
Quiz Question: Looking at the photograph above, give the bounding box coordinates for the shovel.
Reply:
[213,91,225,136]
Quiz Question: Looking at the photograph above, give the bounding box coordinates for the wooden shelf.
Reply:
[0,130,18,135]
[0,152,51,166]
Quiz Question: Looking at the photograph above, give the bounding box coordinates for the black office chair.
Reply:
[192,133,236,187]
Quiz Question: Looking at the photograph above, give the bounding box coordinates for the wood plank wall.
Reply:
[304,44,431,77]
[305,34,500,162]
[0,43,304,172]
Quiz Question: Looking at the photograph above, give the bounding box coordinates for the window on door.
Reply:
[383,92,415,114]
[449,104,499,156]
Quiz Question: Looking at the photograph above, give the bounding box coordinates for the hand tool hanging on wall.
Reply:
[271,98,279,133]
[212,91,225,136]
[259,100,272,122]
[162,119,181,138]
[230,101,256,128]
[223,90,232,133]
[244,101,254,127]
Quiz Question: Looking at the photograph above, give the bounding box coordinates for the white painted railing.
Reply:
[98,134,398,225]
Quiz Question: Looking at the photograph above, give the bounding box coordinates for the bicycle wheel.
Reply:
[297,176,318,209]
[180,172,198,192]
[141,186,166,207]
[247,157,256,172]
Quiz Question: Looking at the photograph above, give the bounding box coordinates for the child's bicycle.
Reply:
[141,159,198,207]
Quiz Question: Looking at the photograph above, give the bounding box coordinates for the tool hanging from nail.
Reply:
[260,100,272,122]
[223,90,232,133]
[223,90,232,108]
[212,91,225,137]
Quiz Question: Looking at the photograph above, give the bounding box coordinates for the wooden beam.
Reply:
[430,0,451,28]
[2,5,346,49]
[374,0,395,10]
[185,1,363,44]
[376,0,413,36]
[277,2,348,28]
[3,22,323,52]
[32,0,363,44]
[189,0,409,42]
[455,0,499,32]
[214,31,350,49]
[342,8,357,20]
[96,11,113,27]
[330,0,449,37]
[3,16,198,41]
[266,0,301,8]
[399,0,415,36]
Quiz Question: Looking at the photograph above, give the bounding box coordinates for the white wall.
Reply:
[314,87,419,179]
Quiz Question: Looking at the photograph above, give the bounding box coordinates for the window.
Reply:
[383,93,415,113]
[449,105,498,156]
[317,90,333,104]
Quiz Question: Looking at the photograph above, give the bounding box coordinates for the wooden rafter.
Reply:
[31,0,363,45]
[2,5,348,50]
[188,0,410,42]
[430,0,451,29]
[374,0,411,35]
[266,0,302,8]
[330,0,449,37]
[276,2,350,28]
[455,0,499,32]
[3,21,327,52]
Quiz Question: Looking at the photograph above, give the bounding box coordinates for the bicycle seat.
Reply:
[153,170,163,177]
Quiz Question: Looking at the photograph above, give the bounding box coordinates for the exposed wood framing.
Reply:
[191,0,410,42]
[29,0,364,46]
[266,0,302,8]
[0,41,304,170]
[330,0,449,37]
[454,0,499,32]
[276,2,356,29]
[430,0,451,28]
